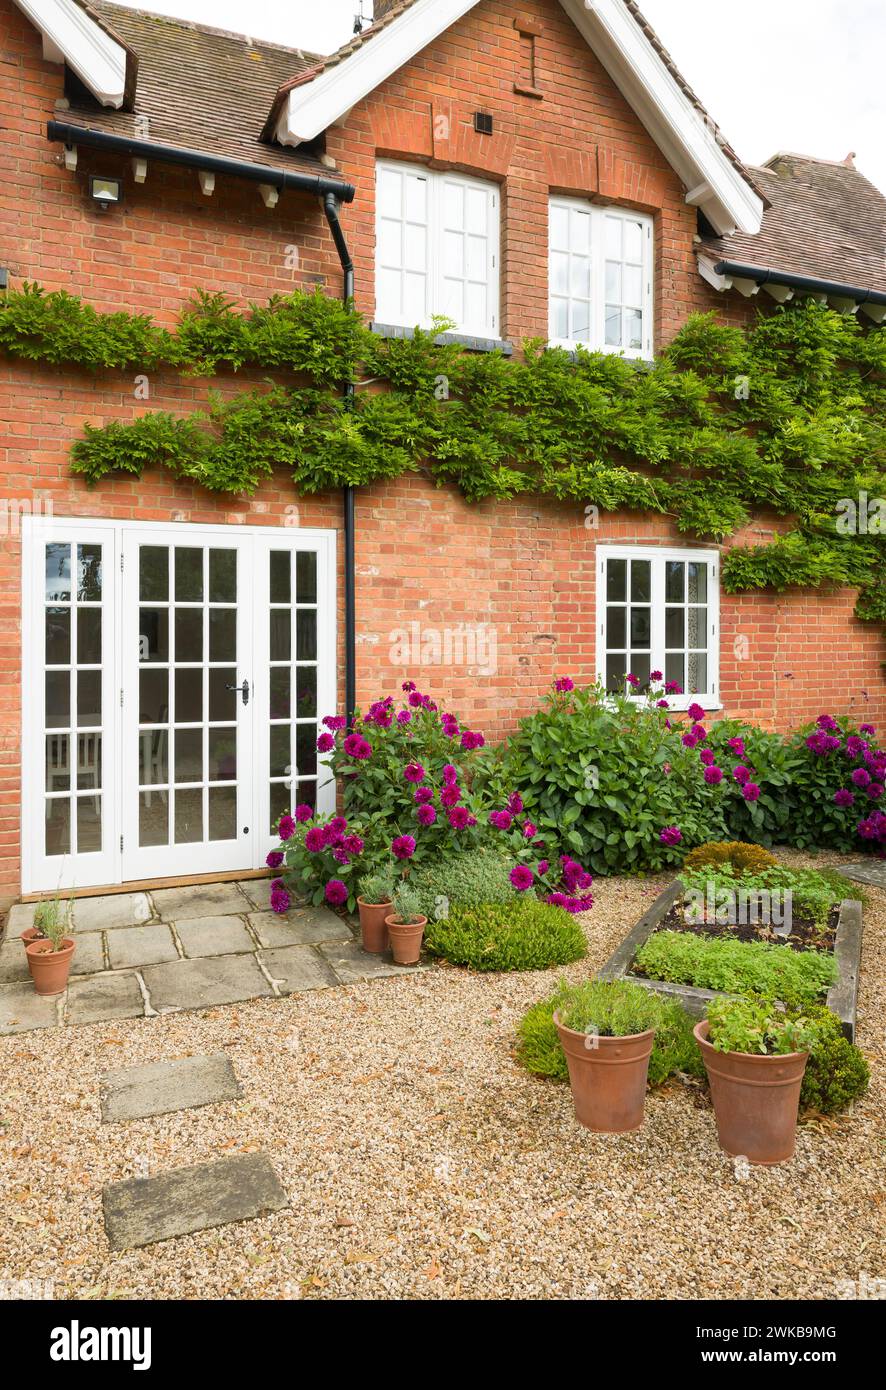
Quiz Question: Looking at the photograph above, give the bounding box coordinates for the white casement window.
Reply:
[549,198,653,358]
[375,161,500,338]
[596,546,720,710]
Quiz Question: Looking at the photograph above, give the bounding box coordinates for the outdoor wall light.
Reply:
[89,175,123,210]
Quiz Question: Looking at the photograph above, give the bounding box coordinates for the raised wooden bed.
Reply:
[596,881,862,1041]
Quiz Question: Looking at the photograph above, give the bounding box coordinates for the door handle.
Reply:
[226,678,250,706]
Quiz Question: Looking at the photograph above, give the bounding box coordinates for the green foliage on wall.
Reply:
[1,281,884,618]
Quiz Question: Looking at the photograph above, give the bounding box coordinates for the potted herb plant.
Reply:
[356,866,398,954]
[384,884,427,965]
[25,908,76,995]
[694,997,816,1165]
[552,980,667,1133]
[21,893,72,969]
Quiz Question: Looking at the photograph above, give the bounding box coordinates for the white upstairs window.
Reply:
[375,161,500,338]
[549,198,653,358]
[596,546,720,710]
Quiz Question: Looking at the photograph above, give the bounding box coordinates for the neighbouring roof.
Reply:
[700,153,886,304]
[56,1,346,183]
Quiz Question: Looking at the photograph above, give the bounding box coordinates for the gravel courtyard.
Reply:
[1,853,883,1301]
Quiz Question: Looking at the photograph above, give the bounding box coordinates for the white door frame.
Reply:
[21,515,337,894]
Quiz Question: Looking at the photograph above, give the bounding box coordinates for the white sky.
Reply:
[111,0,886,194]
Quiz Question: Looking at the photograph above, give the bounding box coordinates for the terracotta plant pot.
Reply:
[384,914,426,965]
[357,897,393,954]
[21,926,43,972]
[553,1012,655,1133]
[694,1020,809,1166]
[25,937,75,995]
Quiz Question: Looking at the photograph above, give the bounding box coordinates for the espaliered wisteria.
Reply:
[1,283,884,620]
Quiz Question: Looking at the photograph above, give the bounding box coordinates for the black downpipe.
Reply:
[323,194,357,730]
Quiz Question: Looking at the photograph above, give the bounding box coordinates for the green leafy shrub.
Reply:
[798,1007,870,1114]
[633,930,837,1005]
[706,996,818,1055]
[497,680,726,875]
[516,981,704,1086]
[683,840,777,873]
[409,848,517,920]
[425,899,586,972]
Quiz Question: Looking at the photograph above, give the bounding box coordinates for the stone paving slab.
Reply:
[248,908,353,949]
[66,972,145,1026]
[176,916,254,958]
[318,939,425,982]
[69,933,106,976]
[72,892,152,933]
[101,1053,241,1123]
[141,955,273,1012]
[0,981,60,1033]
[258,945,340,993]
[102,1153,287,1250]
[4,904,38,939]
[107,924,179,970]
[835,861,886,888]
[0,939,30,984]
[149,882,251,920]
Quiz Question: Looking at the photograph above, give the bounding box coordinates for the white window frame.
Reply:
[549,197,654,359]
[375,159,500,338]
[595,544,720,711]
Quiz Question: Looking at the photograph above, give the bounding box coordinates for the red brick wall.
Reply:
[0,0,882,903]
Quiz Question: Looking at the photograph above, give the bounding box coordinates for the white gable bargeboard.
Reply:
[14,0,127,107]
[274,0,764,238]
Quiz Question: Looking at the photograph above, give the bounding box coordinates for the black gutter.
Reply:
[713,258,886,307]
[47,120,356,201]
[322,194,358,731]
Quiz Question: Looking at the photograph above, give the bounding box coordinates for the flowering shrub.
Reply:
[269,808,380,914]
[498,679,727,874]
[321,684,491,866]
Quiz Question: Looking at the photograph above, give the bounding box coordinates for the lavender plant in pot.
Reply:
[385,884,427,966]
[24,908,76,996]
[21,893,72,971]
[356,865,398,954]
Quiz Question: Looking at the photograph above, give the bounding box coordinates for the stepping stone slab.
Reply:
[107,924,178,970]
[248,907,352,949]
[69,933,106,976]
[141,955,273,1012]
[236,880,311,913]
[176,916,254,958]
[835,861,886,889]
[102,1153,287,1251]
[150,882,251,920]
[0,939,30,984]
[258,945,339,994]
[67,972,145,1025]
[0,981,59,1034]
[100,1053,241,1123]
[72,892,152,933]
[319,939,424,983]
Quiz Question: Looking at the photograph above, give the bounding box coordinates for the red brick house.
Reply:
[2,0,885,904]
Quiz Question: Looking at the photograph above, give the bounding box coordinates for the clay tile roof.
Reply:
[700,153,886,295]
[61,1,345,183]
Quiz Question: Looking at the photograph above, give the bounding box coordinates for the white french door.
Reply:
[22,518,336,894]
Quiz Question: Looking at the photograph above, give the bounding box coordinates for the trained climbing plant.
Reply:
[1,282,884,618]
